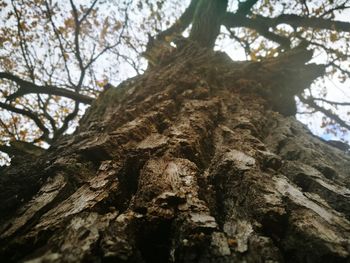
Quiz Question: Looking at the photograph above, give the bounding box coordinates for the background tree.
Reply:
[0,0,350,262]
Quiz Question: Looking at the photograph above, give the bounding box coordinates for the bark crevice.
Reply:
[0,46,349,262]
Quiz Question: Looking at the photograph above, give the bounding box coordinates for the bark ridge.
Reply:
[0,45,349,263]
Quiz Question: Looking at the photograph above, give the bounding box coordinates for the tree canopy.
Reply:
[0,0,350,163]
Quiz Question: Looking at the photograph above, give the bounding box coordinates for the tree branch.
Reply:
[190,0,228,48]
[11,0,35,81]
[270,14,350,31]
[37,95,57,132]
[79,0,98,24]
[311,98,350,106]
[224,13,350,34]
[0,72,94,104]
[53,101,79,140]
[299,95,350,130]
[327,61,350,78]
[156,0,199,41]
[0,144,18,156]
[0,141,45,157]
[44,0,74,85]
[0,101,50,141]
[236,0,259,16]
[70,0,84,75]
[223,13,291,48]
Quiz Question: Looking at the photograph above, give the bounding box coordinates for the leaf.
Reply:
[96,79,108,88]
[19,129,28,139]
[113,20,122,31]
[330,32,338,42]
[250,52,257,61]
[64,17,75,28]
[165,35,172,42]
[100,17,110,42]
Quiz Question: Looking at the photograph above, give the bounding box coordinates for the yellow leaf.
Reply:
[113,20,122,31]
[330,32,338,42]
[250,52,257,61]
[19,129,27,138]
[96,79,108,88]
[64,18,75,28]
[165,35,172,42]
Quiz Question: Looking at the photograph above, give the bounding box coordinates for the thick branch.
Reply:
[236,0,259,16]
[223,13,291,48]
[156,0,199,41]
[0,72,94,104]
[0,141,45,157]
[270,14,350,32]
[257,28,291,48]
[0,144,18,156]
[224,13,350,34]
[142,0,199,67]
[190,0,228,48]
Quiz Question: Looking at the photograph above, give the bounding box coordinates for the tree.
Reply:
[0,0,350,262]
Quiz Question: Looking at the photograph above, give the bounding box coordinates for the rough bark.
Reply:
[0,44,349,263]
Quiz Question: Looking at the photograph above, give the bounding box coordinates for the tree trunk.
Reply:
[0,44,349,263]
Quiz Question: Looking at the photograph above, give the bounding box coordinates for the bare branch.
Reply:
[301,0,310,16]
[0,118,15,140]
[70,0,84,74]
[0,72,94,104]
[79,0,99,23]
[312,98,350,106]
[53,101,79,140]
[37,95,57,132]
[328,61,350,78]
[44,0,74,85]
[0,101,51,141]
[320,1,350,18]
[11,0,35,81]
[299,95,350,130]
